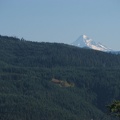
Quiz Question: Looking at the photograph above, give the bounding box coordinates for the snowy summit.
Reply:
[71,35,111,52]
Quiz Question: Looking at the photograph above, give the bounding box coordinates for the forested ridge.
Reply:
[0,35,120,120]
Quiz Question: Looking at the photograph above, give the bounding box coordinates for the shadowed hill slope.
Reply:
[0,35,120,120]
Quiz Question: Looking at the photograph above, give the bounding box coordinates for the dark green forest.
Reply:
[0,35,120,120]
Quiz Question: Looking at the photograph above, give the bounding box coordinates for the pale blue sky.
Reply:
[0,0,120,50]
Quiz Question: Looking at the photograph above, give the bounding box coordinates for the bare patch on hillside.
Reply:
[51,78,74,87]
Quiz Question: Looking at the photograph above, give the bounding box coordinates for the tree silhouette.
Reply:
[108,100,120,119]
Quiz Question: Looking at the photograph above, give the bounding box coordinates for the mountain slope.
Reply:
[0,35,120,120]
[72,35,112,52]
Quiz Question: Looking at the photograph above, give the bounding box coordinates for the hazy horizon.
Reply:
[0,0,120,50]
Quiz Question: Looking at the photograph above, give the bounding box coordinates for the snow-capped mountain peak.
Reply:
[71,35,111,52]
[83,35,87,39]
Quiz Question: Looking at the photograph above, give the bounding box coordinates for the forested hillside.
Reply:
[0,35,120,120]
